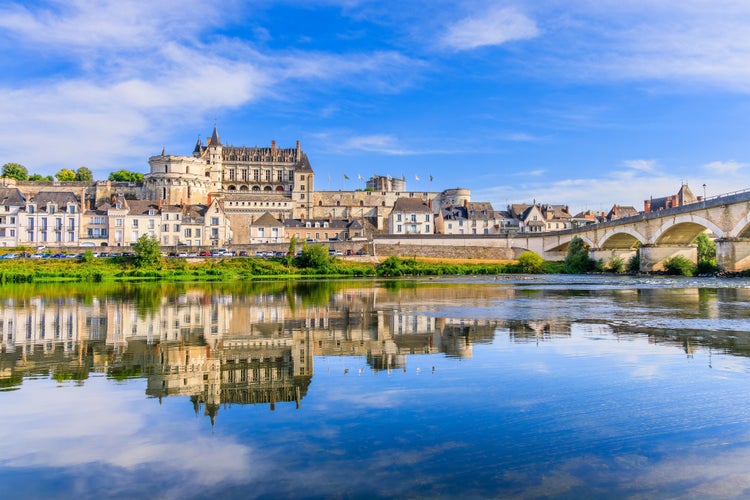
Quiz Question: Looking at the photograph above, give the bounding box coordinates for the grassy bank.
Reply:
[0,254,570,284]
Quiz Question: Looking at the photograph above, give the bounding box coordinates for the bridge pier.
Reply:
[589,248,636,266]
[716,238,750,272]
[639,244,697,272]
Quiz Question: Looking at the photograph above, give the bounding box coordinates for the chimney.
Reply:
[158,198,163,211]
[644,199,651,213]
[207,193,212,206]
[296,140,301,159]
[463,199,468,208]
[271,140,276,155]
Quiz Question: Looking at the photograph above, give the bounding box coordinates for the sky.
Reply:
[1,0,750,213]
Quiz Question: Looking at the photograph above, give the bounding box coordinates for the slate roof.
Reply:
[0,187,26,207]
[252,212,283,227]
[31,191,78,206]
[392,197,431,213]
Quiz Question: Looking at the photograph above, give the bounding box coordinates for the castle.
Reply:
[143,126,449,243]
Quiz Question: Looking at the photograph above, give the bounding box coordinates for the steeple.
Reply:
[192,137,204,157]
[210,125,221,146]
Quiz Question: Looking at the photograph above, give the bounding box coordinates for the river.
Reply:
[2,275,750,499]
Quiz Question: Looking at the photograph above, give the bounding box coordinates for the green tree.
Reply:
[518,251,545,274]
[55,168,76,181]
[75,166,93,181]
[694,232,716,273]
[108,170,144,182]
[295,244,331,269]
[2,163,28,181]
[132,234,162,268]
[564,236,596,273]
[287,235,297,265]
[29,173,53,181]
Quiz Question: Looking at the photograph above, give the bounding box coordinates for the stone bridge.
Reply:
[373,189,750,272]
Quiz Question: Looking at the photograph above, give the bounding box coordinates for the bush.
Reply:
[607,256,626,273]
[627,252,641,273]
[518,251,545,274]
[377,255,405,277]
[662,255,696,276]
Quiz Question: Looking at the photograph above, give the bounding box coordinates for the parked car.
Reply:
[1,253,17,259]
[238,250,248,257]
[199,251,211,257]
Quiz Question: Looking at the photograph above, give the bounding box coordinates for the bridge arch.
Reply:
[544,234,596,253]
[728,213,750,238]
[599,228,646,249]
[651,215,724,245]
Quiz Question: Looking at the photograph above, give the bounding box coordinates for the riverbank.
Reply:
[0,254,541,283]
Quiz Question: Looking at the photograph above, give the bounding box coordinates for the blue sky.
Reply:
[1,0,749,213]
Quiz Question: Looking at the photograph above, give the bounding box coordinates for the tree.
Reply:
[28,173,53,181]
[55,168,76,181]
[132,234,162,268]
[2,163,28,181]
[695,232,717,274]
[75,166,93,181]
[564,236,596,273]
[287,235,297,265]
[109,170,144,182]
[518,251,545,274]
[295,244,331,269]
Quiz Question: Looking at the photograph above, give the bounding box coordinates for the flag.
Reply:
[343,174,349,180]
[358,173,363,180]
[415,175,420,181]
[429,174,433,182]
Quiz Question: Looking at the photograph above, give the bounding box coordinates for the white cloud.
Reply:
[0,1,424,173]
[704,160,747,174]
[535,1,750,91]
[441,6,539,51]
[623,159,657,172]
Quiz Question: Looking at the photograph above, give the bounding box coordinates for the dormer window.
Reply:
[29,205,35,214]
[68,205,76,214]
[49,205,56,214]
[148,209,155,216]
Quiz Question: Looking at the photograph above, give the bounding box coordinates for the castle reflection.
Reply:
[2,280,747,423]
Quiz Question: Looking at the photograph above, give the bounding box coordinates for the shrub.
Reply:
[627,252,641,273]
[662,255,696,276]
[607,256,626,273]
[518,251,544,274]
[377,255,405,277]
[294,244,331,269]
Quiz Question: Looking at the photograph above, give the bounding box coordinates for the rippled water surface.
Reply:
[3,276,750,499]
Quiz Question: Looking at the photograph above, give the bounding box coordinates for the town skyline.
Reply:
[1,1,749,213]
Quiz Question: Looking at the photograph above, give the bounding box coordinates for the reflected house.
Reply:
[508,320,572,342]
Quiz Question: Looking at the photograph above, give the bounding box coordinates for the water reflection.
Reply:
[3,278,750,416]
[4,277,750,498]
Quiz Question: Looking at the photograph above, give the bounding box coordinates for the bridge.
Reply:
[372,188,750,272]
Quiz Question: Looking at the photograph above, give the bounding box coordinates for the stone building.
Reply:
[0,187,25,247]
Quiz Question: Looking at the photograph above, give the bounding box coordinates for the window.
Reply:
[411,214,417,222]
[184,228,192,238]
[195,229,201,237]
[132,219,139,228]
[149,219,155,229]
[397,225,402,232]
[425,214,430,222]
[397,214,402,222]
[425,225,430,232]
[211,217,219,225]
[116,219,123,227]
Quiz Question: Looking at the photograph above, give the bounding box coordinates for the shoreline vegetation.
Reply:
[0,235,727,283]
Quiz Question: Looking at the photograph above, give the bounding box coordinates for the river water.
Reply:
[2,275,750,499]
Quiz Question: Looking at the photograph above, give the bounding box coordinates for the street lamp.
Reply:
[703,183,707,203]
